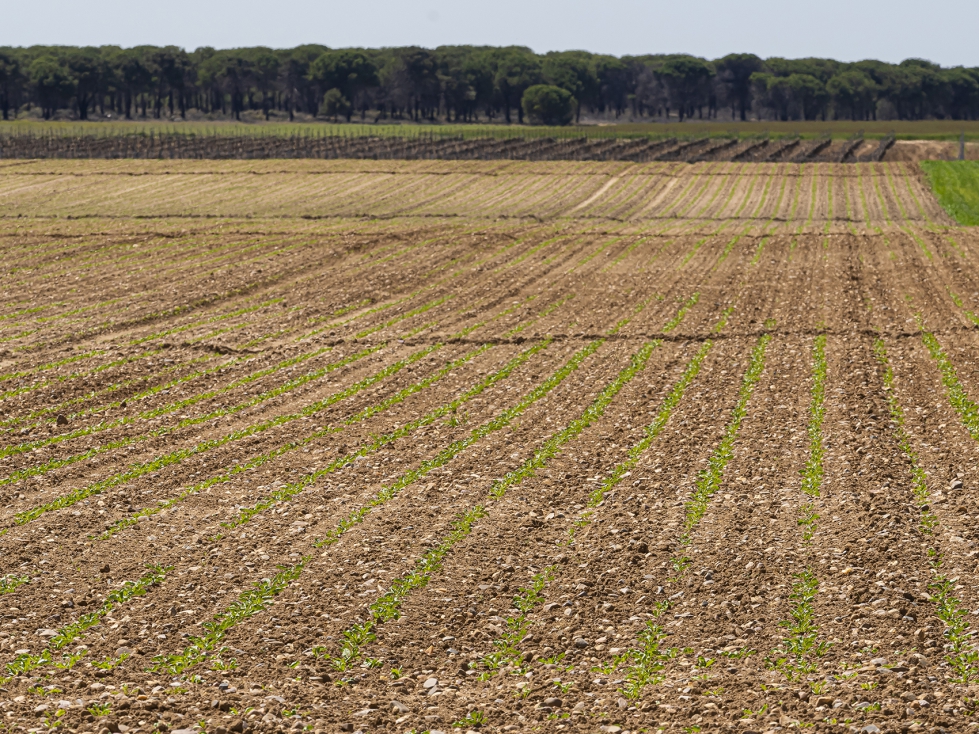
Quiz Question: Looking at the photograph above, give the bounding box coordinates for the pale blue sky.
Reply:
[5,0,978,67]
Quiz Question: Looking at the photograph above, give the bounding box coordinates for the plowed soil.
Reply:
[1,161,979,734]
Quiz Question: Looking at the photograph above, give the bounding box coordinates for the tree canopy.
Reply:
[0,44,977,124]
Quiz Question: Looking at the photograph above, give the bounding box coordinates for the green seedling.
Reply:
[87,703,110,717]
[453,710,486,728]
[0,574,29,595]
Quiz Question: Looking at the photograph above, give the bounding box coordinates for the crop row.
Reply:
[0,162,947,227]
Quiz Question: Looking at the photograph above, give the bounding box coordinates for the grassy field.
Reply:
[3,119,979,141]
[921,161,979,226]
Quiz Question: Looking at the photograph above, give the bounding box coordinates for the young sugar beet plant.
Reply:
[16,331,485,531]
[477,568,553,678]
[578,314,776,701]
[101,341,500,538]
[3,565,169,679]
[233,294,652,535]
[0,574,29,596]
[874,337,979,683]
[105,297,582,539]
[308,337,603,548]
[1,344,333,461]
[2,342,383,491]
[767,334,832,680]
[321,295,700,673]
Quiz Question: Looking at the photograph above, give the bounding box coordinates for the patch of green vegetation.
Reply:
[929,555,979,683]
[6,565,168,677]
[619,611,679,699]
[767,569,829,679]
[873,338,934,529]
[920,161,979,226]
[478,568,553,676]
[0,574,29,595]
[682,331,770,542]
[151,561,304,674]
[800,334,827,497]
[311,338,595,545]
[919,327,979,441]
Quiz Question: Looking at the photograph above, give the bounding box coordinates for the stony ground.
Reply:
[0,161,976,734]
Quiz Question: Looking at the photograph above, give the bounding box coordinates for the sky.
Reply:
[4,0,978,67]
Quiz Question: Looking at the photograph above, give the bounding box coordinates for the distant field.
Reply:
[3,119,979,141]
[0,159,948,225]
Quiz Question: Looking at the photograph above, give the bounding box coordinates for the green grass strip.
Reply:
[920,161,979,226]
[101,344,495,538]
[681,331,771,543]
[150,561,304,675]
[4,564,170,678]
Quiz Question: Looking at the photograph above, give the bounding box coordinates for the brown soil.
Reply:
[0,161,978,734]
[884,140,979,162]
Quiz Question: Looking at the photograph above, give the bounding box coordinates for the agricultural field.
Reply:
[0,159,979,734]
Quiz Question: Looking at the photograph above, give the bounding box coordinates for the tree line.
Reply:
[1,44,978,125]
